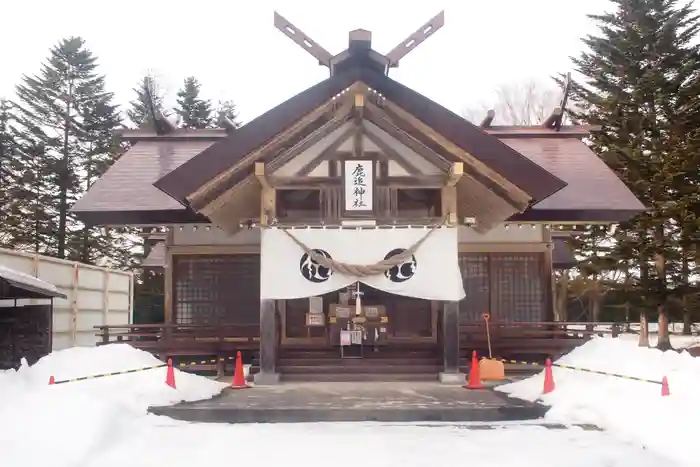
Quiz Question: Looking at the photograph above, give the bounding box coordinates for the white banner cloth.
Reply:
[260,226,465,301]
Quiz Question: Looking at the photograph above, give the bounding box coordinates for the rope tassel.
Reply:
[354,282,363,316]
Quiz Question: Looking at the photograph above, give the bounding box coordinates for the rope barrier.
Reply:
[482,357,663,385]
[51,363,167,384]
[50,356,240,385]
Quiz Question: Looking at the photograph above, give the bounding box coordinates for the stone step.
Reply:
[148,382,548,423]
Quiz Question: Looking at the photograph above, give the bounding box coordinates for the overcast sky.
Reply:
[2,0,615,124]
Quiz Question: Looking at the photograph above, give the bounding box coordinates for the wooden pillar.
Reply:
[555,270,569,322]
[439,167,464,384]
[163,229,174,324]
[254,162,279,384]
[441,162,462,226]
[254,299,280,385]
[542,228,556,321]
[255,162,275,227]
[162,230,175,348]
[439,301,464,384]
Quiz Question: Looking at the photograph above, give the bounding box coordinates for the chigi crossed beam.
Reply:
[273,10,445,76]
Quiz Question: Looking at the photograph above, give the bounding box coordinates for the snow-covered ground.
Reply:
[499,337,698,466]
[0,340,696,467]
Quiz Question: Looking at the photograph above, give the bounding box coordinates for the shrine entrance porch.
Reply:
[148,381,548,424]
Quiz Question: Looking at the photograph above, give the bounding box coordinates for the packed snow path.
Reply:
[91,419,677,467]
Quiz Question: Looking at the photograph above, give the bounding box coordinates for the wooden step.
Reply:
[246,363,537,376]
[279,364,442,375]
[280,373,439,382]
[280,350,439,358]
[277,357,442,366]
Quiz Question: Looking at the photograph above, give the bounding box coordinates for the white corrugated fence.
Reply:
[0,248,133,350]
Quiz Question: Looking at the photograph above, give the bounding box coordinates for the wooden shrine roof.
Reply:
[71,12,645,228]
[70,140,210,225]
[71,125,644,226]
[505,137,645,222]
[153,66,566,208]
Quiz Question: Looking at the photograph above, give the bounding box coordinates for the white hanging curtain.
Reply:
[260,226,465,301]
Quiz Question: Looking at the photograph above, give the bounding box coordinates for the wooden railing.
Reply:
[95,323,259,343]
[460,321,624,337]
[94,323,261,364]
[458,321,619,361]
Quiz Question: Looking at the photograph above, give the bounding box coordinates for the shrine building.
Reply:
[72,12,644,383]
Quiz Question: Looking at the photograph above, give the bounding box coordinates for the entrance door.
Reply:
[280,287,438,346]
[280,296,330,346]
[359,286,437,343]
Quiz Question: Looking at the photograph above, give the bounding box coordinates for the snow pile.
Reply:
[499,338,699,466]
[0,344,227,467]
[1,344,227,413]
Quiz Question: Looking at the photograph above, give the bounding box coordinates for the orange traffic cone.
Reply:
[543,358,555,394]
[165,358,176,389]
[231,351,248,389]
[48,375,55,385]
[661,376,670,396]
[465,350,484,389]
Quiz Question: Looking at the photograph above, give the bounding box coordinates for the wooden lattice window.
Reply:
[457,252,547,322]
[458,254,490,322]
[173,255,260,325]
[491,253,545,322]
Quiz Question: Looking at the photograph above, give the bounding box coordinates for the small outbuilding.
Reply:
[0,265,66,369]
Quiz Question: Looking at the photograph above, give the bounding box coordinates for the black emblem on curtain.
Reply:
[383,248,417,283]
[299,249,333,283]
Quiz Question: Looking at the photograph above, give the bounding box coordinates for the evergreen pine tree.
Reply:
[126,75,169,129]
[10,139,58,254]
[175,77,213,129]
[567,0,700,348]
[70,88,127,265]
[13,37,128,263]
[0,99,23,247]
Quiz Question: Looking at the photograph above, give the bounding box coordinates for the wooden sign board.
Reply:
[309,296,323,314]
[330,304,352,319]
[343,160,374,213]
[364,305,385,319]
[306,313,325,327]
[338,291,351,305]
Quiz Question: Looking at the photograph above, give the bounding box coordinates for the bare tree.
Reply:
[463,79,564,126]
